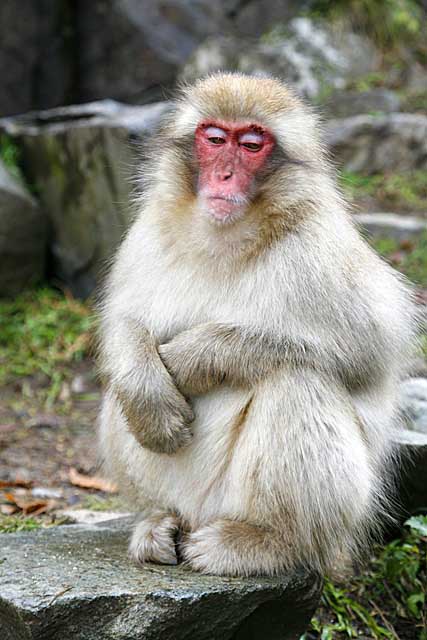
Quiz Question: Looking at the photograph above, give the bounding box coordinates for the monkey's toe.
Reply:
[180,523,233,575]
[181,520,290,577]
[129,512,180,566]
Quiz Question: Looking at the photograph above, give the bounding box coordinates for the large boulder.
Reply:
[0,518,322,640]
[0,159,46,296]
[76,1,303,105]
[0,1,74,117]
[325,113,427,174]
[181,19,379,101]
[0,1,303,115]
[0,100,170,297]
[323,89,401,118]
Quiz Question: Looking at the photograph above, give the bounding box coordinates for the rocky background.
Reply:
[1,2,427,638]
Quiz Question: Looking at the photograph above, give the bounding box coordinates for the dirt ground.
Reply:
[0,359,114,517]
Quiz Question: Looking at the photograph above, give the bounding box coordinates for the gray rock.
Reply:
[0,159,47,296]
[181,19,379,101]
[353,213,427,241]
[325,113,427,173]
[0,1,74,116]
[324,89,401,118]
[76,1,301,105]
[59,509,131,525]
[400,378,427,435]
[0,519,322,640]
[0,101,170,297]
[395,429,427,515]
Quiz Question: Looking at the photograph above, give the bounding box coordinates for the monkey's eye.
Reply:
[239,131,263,152]
[205,126,227,145]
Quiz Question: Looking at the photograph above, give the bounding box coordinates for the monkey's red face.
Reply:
[195,121,275,222]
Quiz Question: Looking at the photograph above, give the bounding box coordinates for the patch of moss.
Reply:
[341,170,427,213]
[0,134,24,183]
[0,288,93,404]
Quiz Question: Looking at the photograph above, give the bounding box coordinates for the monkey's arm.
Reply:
[158,318,389,396]
[100,319,194,454]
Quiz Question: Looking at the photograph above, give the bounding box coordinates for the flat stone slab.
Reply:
[0,518,322,640]
[353,213,427,241]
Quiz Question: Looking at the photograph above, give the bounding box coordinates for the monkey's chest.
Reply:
[141,262,282,341]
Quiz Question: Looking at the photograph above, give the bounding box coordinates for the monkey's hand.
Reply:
[158,323,272,395]
[114,369,194,455]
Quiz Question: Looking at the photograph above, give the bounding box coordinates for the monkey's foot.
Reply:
[129,512,180,566]
[181,519,288,577]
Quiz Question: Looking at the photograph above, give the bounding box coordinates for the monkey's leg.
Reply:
[129,510,181,566]
[181,520,290,576]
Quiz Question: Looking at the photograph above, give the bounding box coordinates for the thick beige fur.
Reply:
[98,73,418,577]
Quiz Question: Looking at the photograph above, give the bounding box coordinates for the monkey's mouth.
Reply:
[205,195,247,223]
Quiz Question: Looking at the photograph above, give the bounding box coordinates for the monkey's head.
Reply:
[149,73,336,251]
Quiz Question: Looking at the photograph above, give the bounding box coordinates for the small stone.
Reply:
[31,487,63,500]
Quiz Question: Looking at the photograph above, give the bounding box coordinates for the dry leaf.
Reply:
[0,478,32,489]
[2,491,54,515]
[68,468,117,493]
[0,504,18,515]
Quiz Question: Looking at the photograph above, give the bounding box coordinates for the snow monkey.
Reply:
[98,73,417,576]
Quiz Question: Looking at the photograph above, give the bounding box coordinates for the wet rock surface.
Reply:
[0,518,322,640]
[325,113,427,174]
[0,101,170,297]
[0,159,47,297]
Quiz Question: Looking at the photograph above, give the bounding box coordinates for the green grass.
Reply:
[307,516,427,639]
[0,288,93,404]
[372,233,427,287]
[341,170,427,213]
[0,514,44,534]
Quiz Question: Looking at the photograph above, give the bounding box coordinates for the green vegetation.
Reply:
[401,90,427,113]
[371,233,427,287]
[0,134,24,183]
[0,514,44,534]
[81,495,124,512]
[308,516,427,639]
[341,170,427,213]
[0,288,93,404]
[309,0,425,53]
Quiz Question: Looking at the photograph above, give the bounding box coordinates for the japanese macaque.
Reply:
[98,73,417,577]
